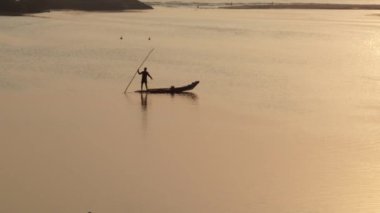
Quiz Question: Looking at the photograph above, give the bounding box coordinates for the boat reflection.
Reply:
[139,92,198,109]
[138,92,198,134]
[173,92,199,101]
[122,92,199,135]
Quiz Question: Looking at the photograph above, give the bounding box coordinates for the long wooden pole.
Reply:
[123,48,155,94]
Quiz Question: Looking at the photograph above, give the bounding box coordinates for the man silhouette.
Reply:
[137,67,153,91]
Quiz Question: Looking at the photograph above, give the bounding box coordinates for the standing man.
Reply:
[138,67,153,91]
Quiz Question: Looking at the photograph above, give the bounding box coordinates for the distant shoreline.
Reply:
[0,0,152,16]
[221,3,380,10]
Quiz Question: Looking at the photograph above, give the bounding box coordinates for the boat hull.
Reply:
[135,81,199,94]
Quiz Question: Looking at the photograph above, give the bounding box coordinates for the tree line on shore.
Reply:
[0,0,152,14]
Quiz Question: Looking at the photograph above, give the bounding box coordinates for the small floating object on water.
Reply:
[148,37,151,40]
[120,36,123,40]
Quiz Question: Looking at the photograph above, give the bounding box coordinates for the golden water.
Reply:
[1,8,380,213]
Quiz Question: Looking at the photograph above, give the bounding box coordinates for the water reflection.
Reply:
[140,93,148,134]
[121,92,200,134]
[138,92,199,109]
[124,92,199,110]
[140,93,148,111]
[174,92,199,101]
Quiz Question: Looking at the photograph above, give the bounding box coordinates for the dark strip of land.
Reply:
[0,0,152,16]
[221,3,380,10]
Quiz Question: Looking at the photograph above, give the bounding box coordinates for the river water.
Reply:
[1,7,380,213]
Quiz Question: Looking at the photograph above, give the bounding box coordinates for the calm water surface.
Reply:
[1,7,380,213]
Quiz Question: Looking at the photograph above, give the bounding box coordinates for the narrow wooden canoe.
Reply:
[135,81,199,94]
